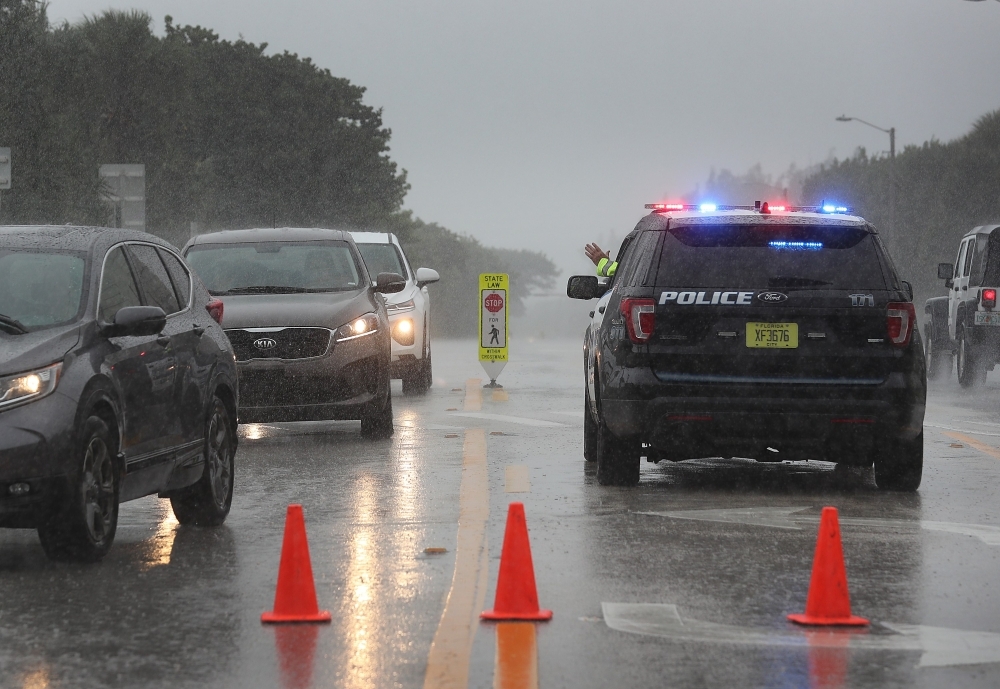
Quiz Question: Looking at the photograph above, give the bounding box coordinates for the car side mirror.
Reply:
[567,275,599,299]
[901,280,914,301]
[415,267,440,288]
[938,263,954,280]
[375,272,407,294]
[104,306,167,337]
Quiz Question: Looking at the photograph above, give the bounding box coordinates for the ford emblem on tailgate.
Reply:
[253,337,277,350]
[757,292,788,303]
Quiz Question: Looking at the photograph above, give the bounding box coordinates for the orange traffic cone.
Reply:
[262,504,332,623]
[787,506,869,626]
[481,502,553,621]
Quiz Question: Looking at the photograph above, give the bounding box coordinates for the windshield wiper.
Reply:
[0,313,29,334]
[767,277,832,288]
[213,286,316,295]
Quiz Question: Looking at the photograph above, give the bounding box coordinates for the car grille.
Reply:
[225,328,332,362]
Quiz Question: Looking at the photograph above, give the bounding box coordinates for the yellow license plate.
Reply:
[746,322,798,348]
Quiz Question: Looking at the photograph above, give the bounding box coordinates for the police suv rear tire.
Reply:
[594,417,640,486]
[924,326,951,381]
[873,432,923,492]
[957,324,986,388]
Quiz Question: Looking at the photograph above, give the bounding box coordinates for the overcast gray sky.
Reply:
[48,0,1000,275]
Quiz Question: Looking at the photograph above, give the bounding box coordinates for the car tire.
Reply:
[873,431,923,492]
[924,325,951,380]
[361,384,394,439]
[170,395,236,527]
[37,416,120,562]
[594,416,640,486]
[584,388,598,462]
[403,350,432,395]
[957,323,986,388]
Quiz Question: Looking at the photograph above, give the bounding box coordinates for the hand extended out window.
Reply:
[654,224,888,290]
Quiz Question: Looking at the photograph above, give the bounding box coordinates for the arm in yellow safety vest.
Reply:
[584,243,617,278]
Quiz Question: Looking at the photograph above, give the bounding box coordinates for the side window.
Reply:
[963,237,977,278]
[956,239,970,279]
[99,246,142,322]
[157,248,192,308]
[621,232,660,287]
[609,234,639,286]
[127,244,180,315]
[970,234,991,286]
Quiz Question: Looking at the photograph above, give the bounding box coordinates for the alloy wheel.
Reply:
[206,402,232,510]
[81,436,115,543]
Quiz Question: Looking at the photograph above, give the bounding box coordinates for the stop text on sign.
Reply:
[485,293,504,313]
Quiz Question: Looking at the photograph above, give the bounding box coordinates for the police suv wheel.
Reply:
[873,432,923,492]
[594,417,640,486]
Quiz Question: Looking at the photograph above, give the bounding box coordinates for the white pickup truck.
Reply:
[924,224,1000,386]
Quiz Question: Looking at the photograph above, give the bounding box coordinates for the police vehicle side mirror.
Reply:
[375,272,407,294]
[901,280,914,301]
[566,275,599,299]
[104,306,167,337]
[938,263,954,281]
[415,267,440,287]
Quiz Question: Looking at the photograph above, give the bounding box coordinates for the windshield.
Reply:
[0,250,87,330]
[185,241,363,295]
[356,243,408,280]
[654,225,888,290]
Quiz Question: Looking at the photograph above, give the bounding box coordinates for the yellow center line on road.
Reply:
[464,379,483,411]
[941,431,1000,461]
[504,465,531,493]
[423,429,490,689]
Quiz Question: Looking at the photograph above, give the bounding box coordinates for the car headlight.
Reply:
[387,299,416,314]
[335,313,380,342]
[0,362,63,412]
[392,318,415,346]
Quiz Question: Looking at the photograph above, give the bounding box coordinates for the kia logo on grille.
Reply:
[756,292,788,303]
[253,337,277,350]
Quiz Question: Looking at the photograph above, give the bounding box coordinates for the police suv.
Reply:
[567,202,925,490]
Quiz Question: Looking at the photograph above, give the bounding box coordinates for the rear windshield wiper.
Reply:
[767,277,832,288]
[0,313,29,334]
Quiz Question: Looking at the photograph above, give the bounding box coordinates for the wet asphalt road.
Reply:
[2,338,1000,688]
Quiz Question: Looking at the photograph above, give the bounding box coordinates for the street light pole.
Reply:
[836,115,896,240]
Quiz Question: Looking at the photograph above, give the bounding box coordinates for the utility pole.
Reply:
[836,116,896,240]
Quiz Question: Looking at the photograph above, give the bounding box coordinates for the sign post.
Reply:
[479,273,508,387]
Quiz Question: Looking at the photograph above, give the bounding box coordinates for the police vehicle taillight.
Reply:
[620,298,655,343]
[886,302,915,347]
[982,289,996,310]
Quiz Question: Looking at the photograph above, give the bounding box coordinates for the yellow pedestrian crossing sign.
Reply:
[479,273,508,383]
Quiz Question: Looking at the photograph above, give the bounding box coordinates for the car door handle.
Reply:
[192,325,205,336]
[598,306,606,314]
[589,311,595,317]
[156,335,171,346]
[962,286,968,291]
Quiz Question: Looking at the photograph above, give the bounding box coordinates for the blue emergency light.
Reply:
[769,240,823,250]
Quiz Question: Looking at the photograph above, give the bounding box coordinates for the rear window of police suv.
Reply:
[652,225,888,290]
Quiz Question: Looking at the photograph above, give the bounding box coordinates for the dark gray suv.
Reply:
[183,228,404,437]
